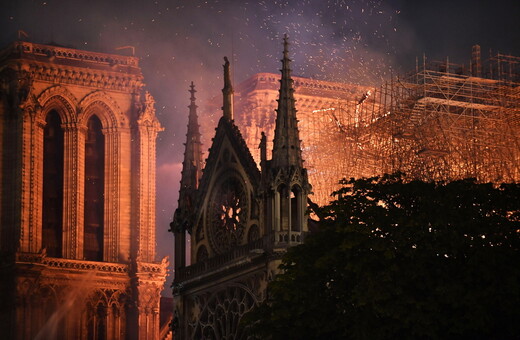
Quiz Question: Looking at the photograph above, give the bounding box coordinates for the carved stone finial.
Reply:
[222,56,234,120]
[137,91,160,129]
[224,57,231,87]
[189,81,196,103]
[144,91,155,106]
[283,34,289,59]
[272,35,302,169]
[17,71,34,107]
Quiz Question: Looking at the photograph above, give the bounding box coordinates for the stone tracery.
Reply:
[208,174,249,255]
[189,284,259,340]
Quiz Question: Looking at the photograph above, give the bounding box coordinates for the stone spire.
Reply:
[272,34,303,169]
[266,35,310,248]
[171,82,202,269]
[179,81,203,195]
[222,56,234,120]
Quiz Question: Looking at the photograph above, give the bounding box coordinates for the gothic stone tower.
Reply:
[171,35,310,339]
[0,41,167,340]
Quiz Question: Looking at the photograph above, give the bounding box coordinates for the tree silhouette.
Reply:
[245,174,520,339]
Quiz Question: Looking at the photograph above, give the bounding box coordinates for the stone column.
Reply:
[62,123,85,259]
[131,259,167,340]
[103,127,121,263]
[19,106,44,253]
[133,123,160,262]
[134,280,161,340]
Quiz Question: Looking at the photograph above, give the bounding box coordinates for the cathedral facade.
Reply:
[0,41,167,340]
[171,37,311,339]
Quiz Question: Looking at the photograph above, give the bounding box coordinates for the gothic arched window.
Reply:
[290,185,302,232]
[42,110,64,257]
[84,115,104,261]
[86,302,107,340]
[276,185,288,231]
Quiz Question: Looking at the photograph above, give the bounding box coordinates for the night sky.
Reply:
[2,0,519,295]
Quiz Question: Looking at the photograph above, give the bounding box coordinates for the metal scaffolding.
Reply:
[341,51,520,183]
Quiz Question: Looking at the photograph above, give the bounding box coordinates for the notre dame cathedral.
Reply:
[0,41,168,339]
[171,36,311,339]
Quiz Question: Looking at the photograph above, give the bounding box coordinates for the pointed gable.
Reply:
[190,116,261,258]
[196,117,261,206]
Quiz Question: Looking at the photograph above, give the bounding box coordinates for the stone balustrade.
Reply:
[175,236,273,282]
[10,41,139,67]
[16,252,129,273]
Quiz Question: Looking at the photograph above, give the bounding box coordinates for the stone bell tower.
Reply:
[0,41,167,340]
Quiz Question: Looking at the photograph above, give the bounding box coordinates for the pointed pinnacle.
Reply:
[222,56,234,120]
[272,35,302,169]
[223,56,232,90]
[189,81,196,102]
[283,34,289,59]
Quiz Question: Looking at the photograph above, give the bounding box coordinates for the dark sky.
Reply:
[2,0,519,294]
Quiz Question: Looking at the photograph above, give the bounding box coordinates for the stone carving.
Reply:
[77,90,126,128]
[189,284,259,340]
[207,175,249,254]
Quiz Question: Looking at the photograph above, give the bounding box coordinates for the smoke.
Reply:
[2,0,519,296]
[34,272,95,340]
